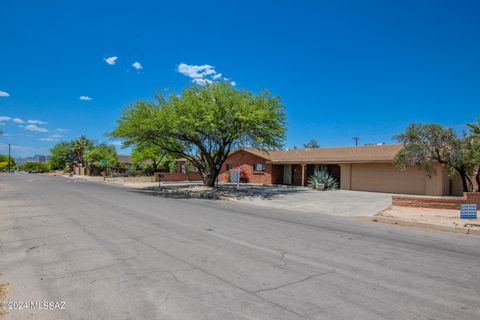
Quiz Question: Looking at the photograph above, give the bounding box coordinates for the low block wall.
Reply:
[154,172,203,182]
[393,192,480,210]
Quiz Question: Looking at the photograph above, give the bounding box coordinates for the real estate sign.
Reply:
[460,204,477,219]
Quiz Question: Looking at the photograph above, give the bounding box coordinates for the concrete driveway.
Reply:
[228,187,393,217]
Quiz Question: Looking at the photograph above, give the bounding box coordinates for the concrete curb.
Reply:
[357,216,480,236]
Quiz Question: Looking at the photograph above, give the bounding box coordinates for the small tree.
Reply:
[303,139,320,148]
[0,154,15,170]
[130,144,170,175]
[111,82,286,187]
[84,144,119,174]
[394,124,474,192]
[48,141,76,170]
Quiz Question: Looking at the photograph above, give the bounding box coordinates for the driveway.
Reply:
[228,188,392,216]
[147,183,393,217]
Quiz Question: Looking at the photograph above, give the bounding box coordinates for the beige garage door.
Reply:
[350,163,426,194]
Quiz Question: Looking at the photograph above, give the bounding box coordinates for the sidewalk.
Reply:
[360,206,480,235]
[58,174,160,188]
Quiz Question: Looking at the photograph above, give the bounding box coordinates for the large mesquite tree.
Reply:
[467,119,480,191]
[111,82,286,186]
[394,124,475,192]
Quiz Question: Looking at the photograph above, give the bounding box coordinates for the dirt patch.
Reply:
[377,206,480,232]
[0,273,9,318]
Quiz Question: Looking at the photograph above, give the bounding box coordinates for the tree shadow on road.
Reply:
[127,184,310,200]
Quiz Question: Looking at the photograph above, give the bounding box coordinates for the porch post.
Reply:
[301,164,306,187]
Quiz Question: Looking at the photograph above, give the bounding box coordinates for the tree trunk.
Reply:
[476,167,480,192]
[459,171,469,192]
[204,168,218,187]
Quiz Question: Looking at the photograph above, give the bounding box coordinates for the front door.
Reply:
[283,165,292,185]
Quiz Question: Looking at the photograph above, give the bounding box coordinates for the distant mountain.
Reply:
[14,155,48,164]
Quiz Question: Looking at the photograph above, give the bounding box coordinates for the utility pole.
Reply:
[8,143,11,173]
[352,136,360,146]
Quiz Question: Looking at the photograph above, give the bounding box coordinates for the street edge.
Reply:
[355,216,480,236]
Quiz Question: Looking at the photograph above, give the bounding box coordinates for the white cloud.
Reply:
[39,134,61,142]
[0,91,10,97]
[177,63,215,80]
[230,81,236,86]
[56,128,68,133]
[24,124,48,132]
[28,119,47,124]
[104,56,118,65]
[12,118,25,124]
[177,63,235,86]
[79,96,93,101]
[0,116,11,122]
[110,141,122,146]
[192,78,212,86]
[132,61,143,70]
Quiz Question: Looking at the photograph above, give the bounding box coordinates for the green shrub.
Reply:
[307,170,339,190]
[19,162,50,172]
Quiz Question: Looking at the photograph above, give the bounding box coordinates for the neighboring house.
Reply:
[215,144,463,196]
[73,155,132,176]
[118,155,133,167]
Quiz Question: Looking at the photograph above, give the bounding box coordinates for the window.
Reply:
[253,163,265,173]
[226,164,233,171]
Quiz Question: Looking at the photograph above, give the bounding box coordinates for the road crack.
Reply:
[254,270,336,294]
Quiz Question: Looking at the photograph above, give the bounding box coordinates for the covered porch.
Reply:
[271,163,341,187]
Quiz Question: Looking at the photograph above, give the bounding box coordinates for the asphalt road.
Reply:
[1,173,479,320]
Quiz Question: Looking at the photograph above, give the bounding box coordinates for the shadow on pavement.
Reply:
[127,184,309,200]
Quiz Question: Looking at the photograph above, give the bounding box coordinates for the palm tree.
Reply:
[467,119,480,135]
[72,135,92,166]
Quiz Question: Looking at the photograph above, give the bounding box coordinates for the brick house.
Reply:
[216,144,464,196]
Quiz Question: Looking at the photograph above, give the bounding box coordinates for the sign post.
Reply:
[101,159,107,181]
[158,173,164,188]
[230,169,241,190]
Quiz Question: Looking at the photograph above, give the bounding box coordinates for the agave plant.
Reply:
[307,170,339,190]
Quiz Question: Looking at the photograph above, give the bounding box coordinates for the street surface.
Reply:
[1,173,479,319]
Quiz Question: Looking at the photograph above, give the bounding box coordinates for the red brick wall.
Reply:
[466,192,480,202]
[392,196,463,210]
[155,172,202,182]
[392,192,480,210]
[218,150,275,184]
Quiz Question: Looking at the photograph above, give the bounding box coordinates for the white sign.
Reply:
[230,169,241,190]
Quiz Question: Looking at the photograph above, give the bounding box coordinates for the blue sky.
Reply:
[1,0,479,157]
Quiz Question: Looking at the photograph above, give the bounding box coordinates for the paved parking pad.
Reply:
[230,188,392,217]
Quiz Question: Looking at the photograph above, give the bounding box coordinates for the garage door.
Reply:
[350,163,426,194]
